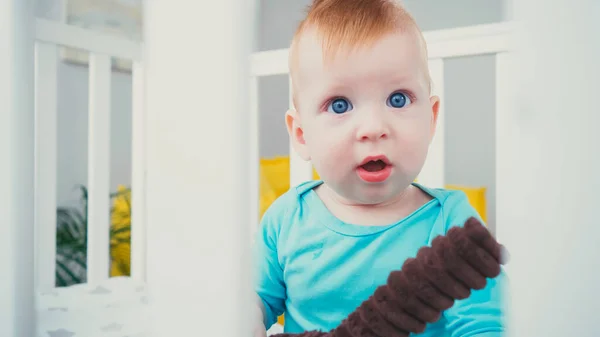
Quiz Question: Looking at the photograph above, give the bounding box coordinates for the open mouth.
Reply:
[359,159,388,172]
[356,156,393,183]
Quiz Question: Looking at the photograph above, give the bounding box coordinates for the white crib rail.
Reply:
[35,19,142,61]
[250,22,513,77]
[249,77,260,239]
[86,53,112,283]
[130,61,147,282]
[34,41,59,291]
[33,19,146,291]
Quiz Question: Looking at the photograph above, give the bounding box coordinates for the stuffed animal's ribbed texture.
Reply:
[270,217,506,337]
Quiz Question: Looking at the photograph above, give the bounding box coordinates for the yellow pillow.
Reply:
[259,156,319,219]
[444,184,487,223]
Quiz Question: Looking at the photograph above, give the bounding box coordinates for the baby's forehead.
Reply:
[291,27,429,88]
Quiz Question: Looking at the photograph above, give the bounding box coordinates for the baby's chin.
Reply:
[357,185,413,205]
[327,177,414,206]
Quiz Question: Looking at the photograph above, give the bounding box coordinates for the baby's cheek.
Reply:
[314,137,353,175]
[395,131,430,163]
[323,141,351,165]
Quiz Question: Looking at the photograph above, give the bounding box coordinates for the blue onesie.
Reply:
[254,180,506,336]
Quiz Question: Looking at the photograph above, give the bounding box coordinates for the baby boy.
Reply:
[253,1,506,336]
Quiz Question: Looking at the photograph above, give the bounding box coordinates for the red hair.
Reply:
[289,0,430,93]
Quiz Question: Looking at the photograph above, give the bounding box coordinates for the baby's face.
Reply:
[287,28,439,205]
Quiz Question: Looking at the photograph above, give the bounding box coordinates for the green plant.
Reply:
[55,185,132,287]
[55,185,88,287]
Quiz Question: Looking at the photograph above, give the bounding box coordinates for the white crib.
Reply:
[3,1,599,337]
[32,17,149,337]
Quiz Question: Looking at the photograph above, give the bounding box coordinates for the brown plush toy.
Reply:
[270,217,507,337]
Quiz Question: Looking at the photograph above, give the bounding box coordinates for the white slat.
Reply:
[494,51,516,258]
[250,49,288,77]
[33,41,58,291]
[35,18,142,62]
[87,53,112,284]
[1,1,35,334]
[249,76,260,238]
[143,0,254,334]
[418,58,445,188]
[288,76,313,187]
[130,61,146,281]
[503,2,600,334]
[424,22,513,59]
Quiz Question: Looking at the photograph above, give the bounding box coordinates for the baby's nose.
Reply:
[356,115,389,141]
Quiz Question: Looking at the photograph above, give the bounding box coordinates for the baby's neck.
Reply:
[315,184,433,226]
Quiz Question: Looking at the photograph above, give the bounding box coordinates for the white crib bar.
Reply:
[130,61,147,281]
[33,41,59,291]
[87,52,112,284]
[502,1,600,335]
[144,0,254,334]
[288,76,314,187]
[0,0,35,335]
[250,49,289,76]
[424,22,513,60]
[35,18,142,62]
[417,58,445,189]
[249,76,260,237]
[493,51,516,245]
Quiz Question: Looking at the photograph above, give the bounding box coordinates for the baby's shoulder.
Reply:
[262,187,301,220]
[418,184,485,232]
[260,180,321,230]
[413,184,470,207]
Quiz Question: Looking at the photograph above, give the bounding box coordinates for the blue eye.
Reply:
[387,92,411,108]
[327,98,353,114]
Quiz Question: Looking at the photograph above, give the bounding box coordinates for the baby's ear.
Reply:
[428,96,441,142]
[285,109,311,161]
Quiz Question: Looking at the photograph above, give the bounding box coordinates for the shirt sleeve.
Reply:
[442,191,509,337]
[253,199,288,329]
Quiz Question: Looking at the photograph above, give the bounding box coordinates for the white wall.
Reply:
[37,0,134,207]
[256,0,507,232]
